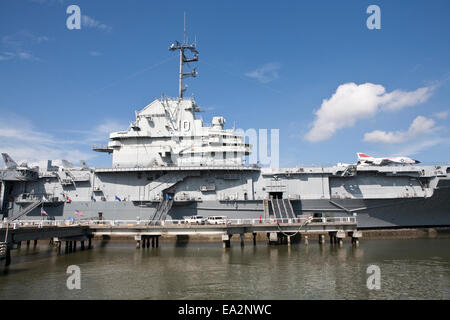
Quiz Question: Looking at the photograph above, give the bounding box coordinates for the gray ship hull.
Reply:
[8,185,449,229]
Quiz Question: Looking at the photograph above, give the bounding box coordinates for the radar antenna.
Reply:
[169,12,199,100]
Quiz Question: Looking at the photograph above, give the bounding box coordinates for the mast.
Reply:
[169,13,199,100]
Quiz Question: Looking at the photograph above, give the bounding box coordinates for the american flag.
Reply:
[75,210,83,216]
[40,208,48,216]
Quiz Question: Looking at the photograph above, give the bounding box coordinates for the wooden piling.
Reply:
[222,234,231,248]
[319,234,325,245]
[5,246,11,267]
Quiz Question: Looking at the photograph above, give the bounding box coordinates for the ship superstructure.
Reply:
[1,29,449,229]
[93,98,250,168]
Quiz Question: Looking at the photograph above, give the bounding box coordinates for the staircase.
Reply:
[269,198,296,220]
[277,198,288,218]
[282,199,296,218]
[150,197,174,222]
[146,173,189,200]
[271,198,280,219]
[8,199,43,221]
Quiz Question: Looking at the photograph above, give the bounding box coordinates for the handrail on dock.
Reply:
[0,216,356,229]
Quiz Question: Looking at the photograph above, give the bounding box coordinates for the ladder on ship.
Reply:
[282,199,296,218]
[150,197,174,222]
[8,199,43,221]
[269,198,296,220]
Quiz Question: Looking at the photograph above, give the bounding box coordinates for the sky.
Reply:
[0,0,449,168]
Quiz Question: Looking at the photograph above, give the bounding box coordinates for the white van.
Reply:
[207,216,227,225]
[184,216,206,225]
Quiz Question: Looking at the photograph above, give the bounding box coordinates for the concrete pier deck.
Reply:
[0,216,359,265]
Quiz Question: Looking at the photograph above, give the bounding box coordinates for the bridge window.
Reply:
[183,121,190,131]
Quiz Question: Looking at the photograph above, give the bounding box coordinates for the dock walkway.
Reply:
[0,216,361,265]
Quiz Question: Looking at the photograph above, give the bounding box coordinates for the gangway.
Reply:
[271,199,280,219]
[282,199,296,218]
[150,197,174,222]
[8,199,43,221]
[276,198,287,218]
[270,198,296,219]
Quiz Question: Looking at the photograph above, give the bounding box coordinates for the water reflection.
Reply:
[0,239,449,299]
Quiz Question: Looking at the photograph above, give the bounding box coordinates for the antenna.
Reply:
[169,13,199,100]
[183,12,186,44]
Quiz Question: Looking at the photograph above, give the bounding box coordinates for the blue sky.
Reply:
[0,0,449,168]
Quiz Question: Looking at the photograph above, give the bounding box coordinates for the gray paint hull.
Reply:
[11,186,450,229]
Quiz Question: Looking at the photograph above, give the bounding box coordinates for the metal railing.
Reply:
[0,216,356,229]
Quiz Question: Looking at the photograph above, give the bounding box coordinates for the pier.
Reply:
[0,222,92,266]
[1,216,360,266]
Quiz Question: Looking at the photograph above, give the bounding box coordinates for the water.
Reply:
[0,238,449,299]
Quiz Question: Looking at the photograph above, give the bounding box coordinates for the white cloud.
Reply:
[363,116,436,144]
[82,15,112,32]
[0,31,49,62]
[2,31,49,48]
[48,119,126,143]
[245,62,280,83]
[0,115,125,167]
[89,51,102,57]
[393,138,447,157]
[304,83,434,142]
[433,110,449,120]
[363,130,406,144]
[380,87,433,110]
[0,51,39,61]
[0,52,15,61]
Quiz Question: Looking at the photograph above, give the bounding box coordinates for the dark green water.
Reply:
[0,238,449,299]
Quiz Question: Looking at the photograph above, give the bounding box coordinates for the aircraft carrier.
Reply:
[1,33,449,229]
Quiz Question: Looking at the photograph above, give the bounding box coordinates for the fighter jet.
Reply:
[61,159,90,170]
[357,153,420,166]
[1,153,39,181]
[1,153,34,170]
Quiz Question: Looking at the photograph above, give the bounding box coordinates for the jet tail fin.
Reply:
[357,153,371,160]
[80,160,89,170]
[1,153,18,169]
[61,159,74,168]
